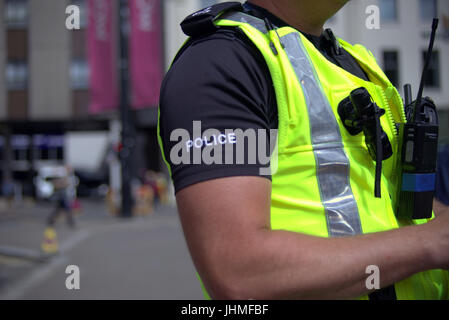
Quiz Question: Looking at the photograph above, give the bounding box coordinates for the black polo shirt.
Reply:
[159,2,370,193]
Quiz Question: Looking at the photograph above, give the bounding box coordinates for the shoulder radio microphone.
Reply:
[338,87,393,199]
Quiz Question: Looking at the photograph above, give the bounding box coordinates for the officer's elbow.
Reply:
[206,273,254,300]
[201,258,266,300]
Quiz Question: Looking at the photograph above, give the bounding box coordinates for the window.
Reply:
[4,0,28,29]
[71,29,87,59]
[70,59,89,89]
[7,30,28,60]
[422,50,440,88]
[47,136,64,160]
[7,90,28,119]
[71,0,87,28]
[6,61,28,90]
[12,135,30,162]
[32,135,64,161]
[419,0,437,21]
[379,0,398,23]
[72,89,89,116]
[383,51,400,88]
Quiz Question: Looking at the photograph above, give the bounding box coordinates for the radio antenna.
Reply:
[413,18,439,122]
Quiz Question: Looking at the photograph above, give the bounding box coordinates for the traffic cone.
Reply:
[41,227,59,254]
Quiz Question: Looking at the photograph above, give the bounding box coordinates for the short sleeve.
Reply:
[159,29,277,193]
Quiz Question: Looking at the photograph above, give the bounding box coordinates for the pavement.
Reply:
[0,198,204,300]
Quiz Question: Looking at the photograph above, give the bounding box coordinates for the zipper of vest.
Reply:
[380,88,398,139]
[393,88,408,124]
[380,87,402,212]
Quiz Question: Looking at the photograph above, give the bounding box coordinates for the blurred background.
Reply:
[0,0,448,299]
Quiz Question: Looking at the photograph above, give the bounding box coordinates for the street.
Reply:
[0,199,204,300]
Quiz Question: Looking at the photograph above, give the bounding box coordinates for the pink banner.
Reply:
[129,0,163,109]
[87,0,119,114]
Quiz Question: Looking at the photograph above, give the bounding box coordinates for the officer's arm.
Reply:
[176,176,449,299]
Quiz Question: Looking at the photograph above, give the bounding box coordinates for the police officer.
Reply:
[158,0,449,299]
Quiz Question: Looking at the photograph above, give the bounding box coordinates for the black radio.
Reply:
[396,19,440,220]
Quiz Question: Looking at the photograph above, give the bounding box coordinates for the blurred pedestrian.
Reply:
[46,167,75,228]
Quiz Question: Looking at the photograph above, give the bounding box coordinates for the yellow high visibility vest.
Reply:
[158,10,449,300]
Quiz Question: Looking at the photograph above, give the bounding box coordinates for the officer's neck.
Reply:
[247,0,349,36]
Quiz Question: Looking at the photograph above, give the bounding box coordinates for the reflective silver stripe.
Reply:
[281,32,362,237]
[218,12,268,34]
[218,12,362,237]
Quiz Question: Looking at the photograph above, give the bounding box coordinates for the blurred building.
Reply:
[0,0,163,197]
[164,0,449,142]
[327,0,449,142]
[0,0,448,197]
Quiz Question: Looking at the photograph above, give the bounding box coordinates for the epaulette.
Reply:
[181,2,243,37]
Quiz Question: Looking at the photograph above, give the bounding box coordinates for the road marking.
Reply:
[0,255,68,300]
[0,229,91,300]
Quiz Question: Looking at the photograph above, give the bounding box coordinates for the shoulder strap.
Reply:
[181,2,243,37]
